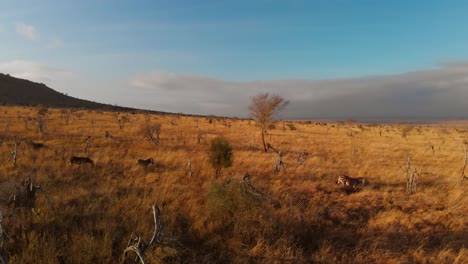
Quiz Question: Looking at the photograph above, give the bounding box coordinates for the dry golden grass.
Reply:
[0,105,466,263]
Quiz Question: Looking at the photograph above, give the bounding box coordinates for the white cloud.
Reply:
[47,37,64,49]
[0,60,74,84]
[16,22,40,40]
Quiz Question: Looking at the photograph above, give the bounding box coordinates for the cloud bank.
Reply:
[129,63,468,120]
[1,59,467,121]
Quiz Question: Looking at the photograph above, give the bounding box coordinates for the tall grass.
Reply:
[0,106,466,263]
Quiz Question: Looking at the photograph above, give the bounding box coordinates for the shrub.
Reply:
[208,136,233,178]
[206,180,263,227]
[287,123,297,131]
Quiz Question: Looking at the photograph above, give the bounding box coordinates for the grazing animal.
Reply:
[337,175,366,190]
[30,141,45,150]
[69,156,94,166]
[26,139,46,150]
[137,158,155,168]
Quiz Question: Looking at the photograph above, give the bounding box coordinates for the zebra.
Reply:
[137,158,155,168]
[69,156,94,166]
[336,175,366,190]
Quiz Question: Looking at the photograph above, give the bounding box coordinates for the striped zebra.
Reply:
[336,175,366,190]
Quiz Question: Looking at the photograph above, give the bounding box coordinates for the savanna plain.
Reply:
[0,105,466,263]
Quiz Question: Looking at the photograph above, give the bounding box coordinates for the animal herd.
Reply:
[69,154,367,191]
[68,156,158,169]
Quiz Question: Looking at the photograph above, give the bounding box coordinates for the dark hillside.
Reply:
[0,73,136,111]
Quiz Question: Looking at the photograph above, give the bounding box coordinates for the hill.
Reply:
[0,73,138,111]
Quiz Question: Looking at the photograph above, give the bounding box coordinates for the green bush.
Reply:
[208,136,233,178]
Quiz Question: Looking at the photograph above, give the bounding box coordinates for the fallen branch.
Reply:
[121,204,162,264]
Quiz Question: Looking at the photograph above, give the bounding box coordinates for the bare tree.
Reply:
[35,107,48,134]
[249,93,289,152]
[401,157,418,195]
[138,123,161,145]
[61,109,71,125]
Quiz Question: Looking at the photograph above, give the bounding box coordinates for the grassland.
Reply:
[0,105,466,263]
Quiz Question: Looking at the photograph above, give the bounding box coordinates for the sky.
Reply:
[1,0,468,120]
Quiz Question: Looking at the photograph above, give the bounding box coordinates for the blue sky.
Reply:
[1,1,468,119]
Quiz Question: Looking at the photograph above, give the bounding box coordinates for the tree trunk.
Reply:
[261,127,267,152]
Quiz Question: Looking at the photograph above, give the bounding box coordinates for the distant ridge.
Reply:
[0,73,151,112]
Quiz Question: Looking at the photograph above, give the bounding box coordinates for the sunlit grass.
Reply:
[0,105,466,263]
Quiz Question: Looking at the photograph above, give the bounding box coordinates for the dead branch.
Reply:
[462,148,468,180]
[8,176,55,216]
[297,150,308,166]
[104,131,114,140]
[196,132,206,144]
[240,174,280,208]
[84,136,91,154]
[402,157,418,195]
[0,207,4,247]
[6,138,19,166]
[272,151,284,174]
[121,204,162,264]
[266,143,278,153]
[37,188,56,212]
[187,159,192,177]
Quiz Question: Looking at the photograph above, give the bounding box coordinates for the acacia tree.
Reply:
[249,93,289,152]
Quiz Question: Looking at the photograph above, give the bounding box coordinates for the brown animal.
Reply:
[30,142,45,150]
[137,158,154,168]
[337,175,366,190]
[69,156,94,166]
